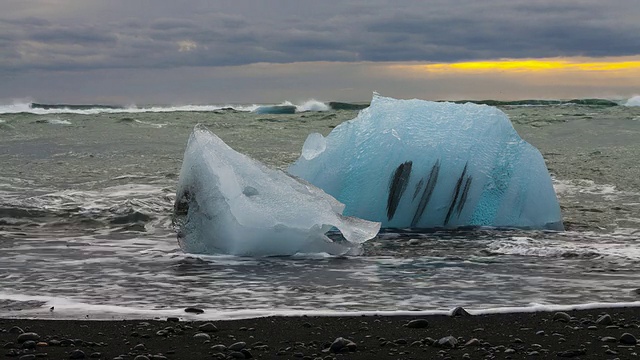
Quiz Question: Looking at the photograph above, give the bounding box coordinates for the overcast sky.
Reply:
[1,0,640,104]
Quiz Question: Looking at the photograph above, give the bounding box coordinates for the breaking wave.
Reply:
[252,100,331,114]
[625,95,640,107]
[1,97,629,115]
[0,184,174,231]
[0,100,332,115]
[0,102,261,115]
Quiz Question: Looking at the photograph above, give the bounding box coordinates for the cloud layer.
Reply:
[2,0,640,72]
[1,0,639,103]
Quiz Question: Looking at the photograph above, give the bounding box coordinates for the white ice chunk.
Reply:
[173,125,380,256]
[301,132,327,160]
[288,94,563,230]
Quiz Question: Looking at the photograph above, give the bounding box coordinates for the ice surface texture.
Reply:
[289,94,563,230]
[173,125,380,256]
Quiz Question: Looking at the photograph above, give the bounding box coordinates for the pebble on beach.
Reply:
[1,308,639,360]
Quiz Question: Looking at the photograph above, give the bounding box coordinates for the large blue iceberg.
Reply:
[173,125,380,256]
[288,94,563,230]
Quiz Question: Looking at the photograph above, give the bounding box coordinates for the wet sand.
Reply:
[1,307,639,359]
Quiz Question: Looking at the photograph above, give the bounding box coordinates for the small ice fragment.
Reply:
[173,125,380,256]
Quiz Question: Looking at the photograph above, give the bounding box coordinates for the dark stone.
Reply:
[210,344,226,352]
[552,312,571,322]
[228,352,245,359]
[133,344,145,351]
[193,333,210,341]
[595,314,613,325]
[229,342,246,351]
[133,356,150,360]
[406,319,429,329]
[60,339,74,346]
[451,307,471,316]
[89,353,102,358]
[8,327,24,334]
[184,307,204,314]
[601,336,617,342]
[556,349,586,357]
[69,349,86,359]
[198,323,218,332]
[620,333,637,345]
[18,355,36,360]
[329,337,350,353]
[21,340,36,349]
[240,349,253,358]
[17,333,40,343]
[6,348,20,357]
[166,317,179,322]
[437,336,458,348]
[464,338,481,346]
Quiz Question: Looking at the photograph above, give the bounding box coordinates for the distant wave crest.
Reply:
[0,102,263,115]
[1,97,630,115]
[0,100,335,115]
[252,100,331,114]
[625,95,640,107]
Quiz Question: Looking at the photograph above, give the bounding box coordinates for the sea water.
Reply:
[0,101,639,320]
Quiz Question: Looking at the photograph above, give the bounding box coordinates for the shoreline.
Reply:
[2,307,639,359]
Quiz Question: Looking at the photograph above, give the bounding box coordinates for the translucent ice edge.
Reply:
[1,292,639,321]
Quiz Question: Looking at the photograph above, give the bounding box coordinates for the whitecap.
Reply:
[624,95,640,106]
[296,99,330,112]
[1,291,640,320]
[46,118,72,125]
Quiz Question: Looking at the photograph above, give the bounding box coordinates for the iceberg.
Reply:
[173,125,380,256]
[288,94,563,230]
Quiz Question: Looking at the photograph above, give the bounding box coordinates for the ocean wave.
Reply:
[487,235,640,260]
[1,290,639,320]
[625,95,640,107]
[0,100,335,115]
[34,117,72,125]
[451,99,620,107]
[253,99,331,114]
[0,184,173,230]
[0,102,262,115]
[1,98,625,116]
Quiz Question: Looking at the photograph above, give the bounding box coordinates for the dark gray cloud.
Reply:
[0,0,639,72]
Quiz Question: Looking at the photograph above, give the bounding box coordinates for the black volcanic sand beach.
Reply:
[1,308,639,359]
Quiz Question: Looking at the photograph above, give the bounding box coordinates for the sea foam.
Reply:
[625,95,640,106]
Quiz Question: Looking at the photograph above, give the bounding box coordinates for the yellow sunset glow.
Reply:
[389,58,640,74]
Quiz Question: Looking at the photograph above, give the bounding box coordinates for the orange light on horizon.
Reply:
[389,58,640,74]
